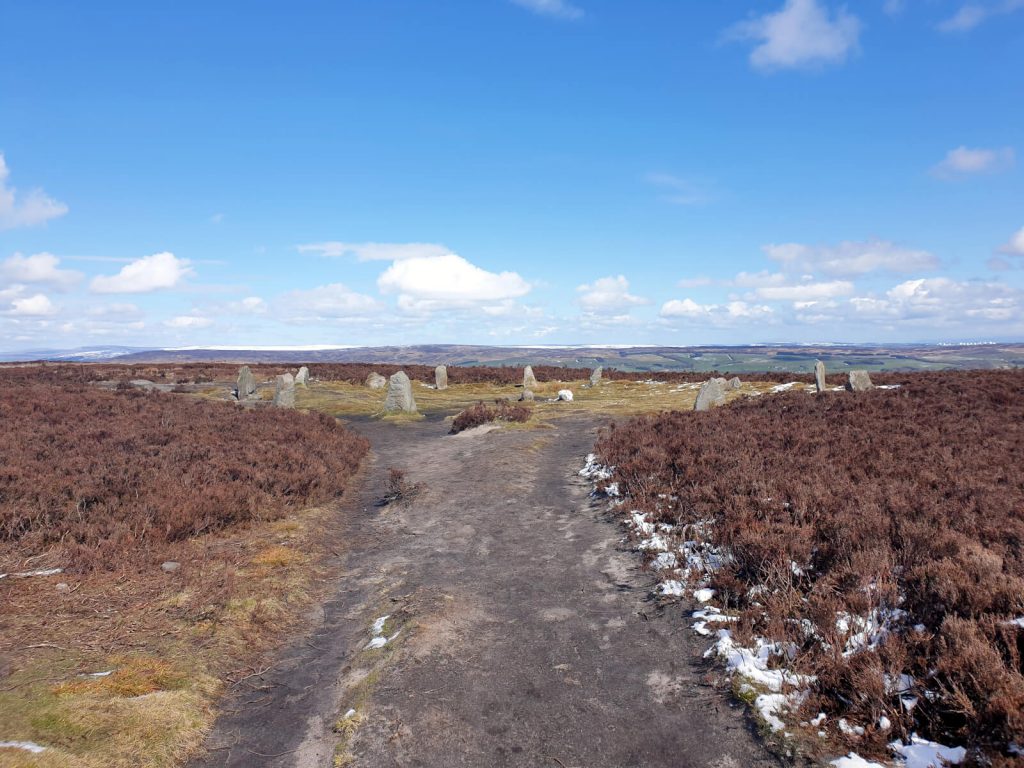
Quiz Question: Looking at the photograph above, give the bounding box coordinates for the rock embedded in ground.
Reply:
[435,365,448,390]
[295,366,310,386]
[846,370,874,392]
[590,366,603,387]
[130,379,156,390]
[727,376,742,390]
[366,372,387,389]
[273,373,296,408]
[384,371,418,413]
[694,378,727,411]
[236,366,257,400]
[523,365,538,390]
[161,561,181,574]
[814,360,827,393]
[556,389,574,402]
[520,389,535,402]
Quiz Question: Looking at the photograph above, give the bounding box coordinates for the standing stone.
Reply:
[236,366,257,400]
[295,366,310,387]
[523,365,538,390]
[384,371,417,413]
[846,370,874,392]
[435,365,448,390]
[694,377,728,411]
[814,360,827,393]
[366,372,387,389]
[273,373,295,408]
[727,376,742,391]
[589,366,603,387]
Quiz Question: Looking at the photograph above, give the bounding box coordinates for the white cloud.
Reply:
[645,173,709,206]
[0,154,68,230]
[727,0,862,72]
[937,0,1024,31]
[165,314,213,329]
[850,277,1023,324]
[932,146,1015,177]
[296,241,450,261]
[229,296,267,314]
[1,252,82,290]
[763,240,939,276]
[279,283,380,319]
[90,252,194,294]
[577,275,649,312]
[378,253,531,312]
[510,0,583,20]
[755,278,855,301]
[660,298,774,325]
[5,292,58,317]
[998,226,1024,256]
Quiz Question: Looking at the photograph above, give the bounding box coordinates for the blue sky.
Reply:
[1,0,1022,349]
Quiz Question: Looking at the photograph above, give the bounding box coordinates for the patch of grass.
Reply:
[250,544,306,569]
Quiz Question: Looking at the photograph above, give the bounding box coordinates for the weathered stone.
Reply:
[814,360,827,393]
[161,561,181,574]
[295,366,310,387]
[846,370,874,392]
[556,389,574,402]
[273,373,295,408]
[236,366,257,399]
[519,389,535,402]
[384,371,417,413]
[727,376,742,390]
[55,582,70,594]
[523,365,538,389]
[435,365,448,390]
[589,366,603,387]
[130,379,156,390]
[366,372,387,389]
[694,377,727,411]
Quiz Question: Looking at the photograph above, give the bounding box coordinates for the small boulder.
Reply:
[727,376,742,391]
[814,360,827,393]
[846,370,874,392]
[694,378,727,411]
[366,372,387,389]
[161,561,181,574]
[556,389,574,402]
[523,365,538,389]
[435,365,448,390]
[273,373,295,408]
[519,389,535,402]
[295,366,310,387]
[589,366,603,387]
[236,366,257,399]
[56,582,70,594]
[384,371,418,413]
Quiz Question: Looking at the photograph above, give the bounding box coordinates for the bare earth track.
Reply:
[191,414,779,768]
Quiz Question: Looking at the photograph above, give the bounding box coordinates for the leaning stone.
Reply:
[523,365,538,389]
[295,366,310,387]
[589,366,603,387]
[366,372,387,389]
[727,376,742,390]
[161,561,181,574]
[556,389,574,402]
[519,389,535,402]
[384,371,417,413]
[435,365,448,390]
[273,373,295,408]
[814,360,827,393]
[846,370,874,392]
[694,378,727,411]
[236,366,257,399]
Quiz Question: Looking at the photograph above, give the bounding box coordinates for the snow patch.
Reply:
[0,742,47,754]
[890,735,966,767]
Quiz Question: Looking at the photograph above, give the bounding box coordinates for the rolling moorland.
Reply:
[0,360,1022,768]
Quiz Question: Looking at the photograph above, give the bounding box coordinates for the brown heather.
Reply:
[0,382,369,571]
[450,400,533,434]
[594,370,1024,761]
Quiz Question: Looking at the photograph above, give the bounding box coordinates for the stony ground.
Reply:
[190,414,780,768]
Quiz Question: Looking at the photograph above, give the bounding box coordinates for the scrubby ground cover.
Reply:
[590,371,1024,765]
[449,400,533,434]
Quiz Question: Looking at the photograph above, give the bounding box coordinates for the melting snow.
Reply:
[0,742,47,754]
[770,382,800,393]
[890,735,967,767]
[830,755,885,768]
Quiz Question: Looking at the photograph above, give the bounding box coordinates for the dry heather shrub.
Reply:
[450,400,532,434]
[595,370,1024,758]
[0,384,369,570]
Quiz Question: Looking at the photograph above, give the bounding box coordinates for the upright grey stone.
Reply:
[435,365,448,390]
[523,365,538,390]
[236,366,257,400]
[694,377,727,412]
[273,373,295,408]
[846,370,874,392]
[589,366,603,387]
[384,371,417,413]
[366,372,387,390]
[727,376,742,391]
[814,360,827,393]
[295,366,310,387]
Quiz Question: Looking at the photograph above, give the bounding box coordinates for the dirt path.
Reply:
[191,414,779,768]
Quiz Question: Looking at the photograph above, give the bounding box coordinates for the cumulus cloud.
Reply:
[0,154,69,230]
[850,277,1023,324]
[296,241,450,261]
[938,0,1024,31]
[279,283,380,319]
[90,252,194,294]
[998,226,1024,256]
[577,275,649,312]
[726,0,862,72]
[1,252,82,290]
[509,0,584,20]
[763,240,939,276]
[660,298,774,325]
[4,292,58,317]
[932,146,1015,177]
[755,278,855,301]
[165,314,213,329]
[378,253,531,312]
